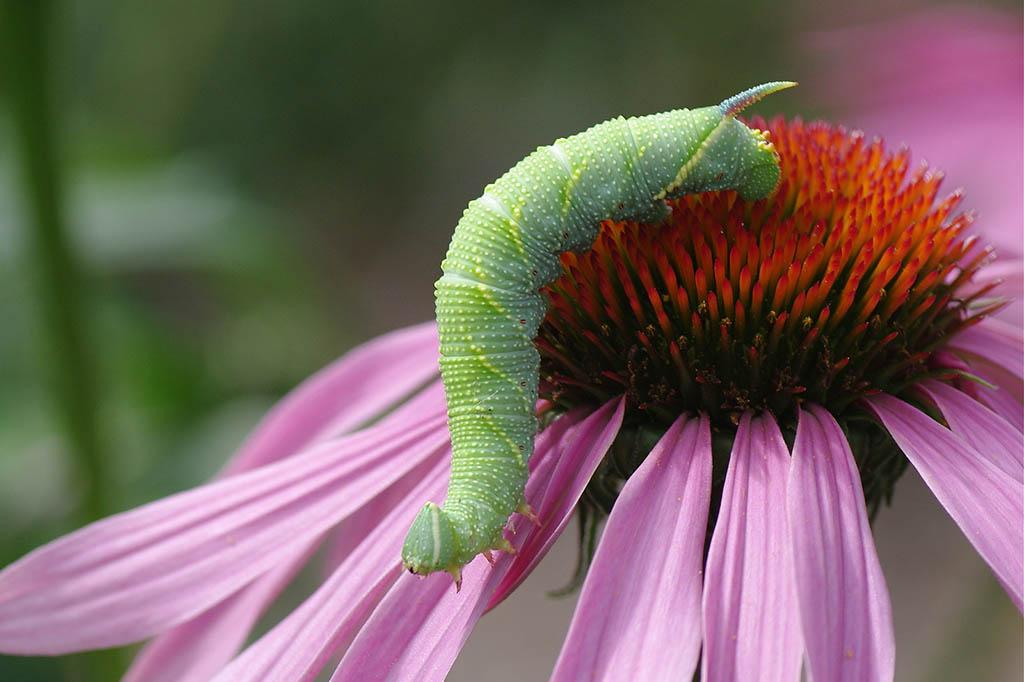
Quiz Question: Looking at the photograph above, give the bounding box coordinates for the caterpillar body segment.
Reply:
[401,81,796,579]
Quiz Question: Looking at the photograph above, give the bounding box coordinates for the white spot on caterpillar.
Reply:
[549,142,574,177]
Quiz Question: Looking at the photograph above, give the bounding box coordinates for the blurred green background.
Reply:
[1,0,1020,680]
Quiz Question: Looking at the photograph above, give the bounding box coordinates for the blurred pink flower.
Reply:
[812,6,1023,323]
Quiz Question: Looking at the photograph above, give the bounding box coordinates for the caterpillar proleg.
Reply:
[401,81,796,583]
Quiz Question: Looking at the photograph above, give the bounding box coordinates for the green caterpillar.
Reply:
[401,81,796,583]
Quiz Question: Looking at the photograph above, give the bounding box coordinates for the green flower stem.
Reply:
[3,0,108,523]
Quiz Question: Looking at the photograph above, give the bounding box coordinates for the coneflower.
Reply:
[0,118,1019,682]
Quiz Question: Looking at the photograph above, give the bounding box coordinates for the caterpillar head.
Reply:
[401,502,460,581]
[720,81,795,201]
[733,126,783,201]
[662,82,796,202]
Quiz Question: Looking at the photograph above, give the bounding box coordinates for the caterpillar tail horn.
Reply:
[719,80,797,118]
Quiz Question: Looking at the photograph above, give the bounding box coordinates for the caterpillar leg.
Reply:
[516,500,541,526]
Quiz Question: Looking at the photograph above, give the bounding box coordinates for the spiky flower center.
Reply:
[538,117,994,428]
[535,118,998,569]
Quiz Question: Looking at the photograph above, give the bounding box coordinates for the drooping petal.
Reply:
[962,257,1024,328]
[330,399,626,682]
[788,405,894,682]
[702,412,802,682]
[324,452,445,572]
[968,258,1024,320]
[125,454,447,682]
[121,539,321,682]
[127,452,449,682]
[550,413,711,682]
[210,456,450,682]
[965,362,1024,432]
[331,559,486,682]
[487,399,625,609]
[970,356,1024,401]
[865,394,1024,610]
[949,318,1024,380]
[932,350,1024,433]
[0,386,449,654]
[124,329,440,678]
[918,380,1023,482]
[223,322,439,475]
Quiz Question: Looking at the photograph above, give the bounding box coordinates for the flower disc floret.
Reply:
[538,117,996,427]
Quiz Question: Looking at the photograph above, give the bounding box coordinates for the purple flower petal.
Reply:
[124,330,440,678]
[933,350,1024,433]
[324,451,445,573]
[865,394,1024,610]
[788,405,894,682]
[134,456,447,681]
[329,399,625,682]
[949,318,1024,380]
[127,450,446,682]
[703,412,802,682]
[331,559,485,682]
[550,413,712,682]
[210,457,451,682]
[122,539,321,682]
[965,362,1024,433]
[963,257,1024,329]
[0,386,449,654]
[223,322,439,475]
[918,380,1023,482]
[487,400,625,609]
